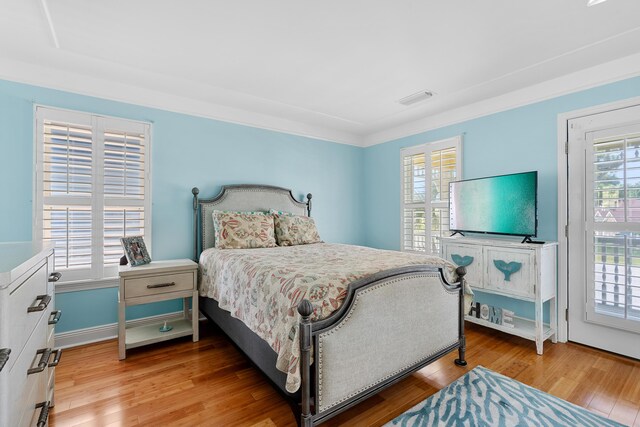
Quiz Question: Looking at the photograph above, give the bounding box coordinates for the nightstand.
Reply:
[118,259,199,360]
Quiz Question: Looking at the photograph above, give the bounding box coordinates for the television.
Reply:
[449,171,537,239]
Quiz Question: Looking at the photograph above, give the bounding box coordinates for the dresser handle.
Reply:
[147,282,176,289]
[49,310,63,325]
[0,348,10,372]
[48,348,63,367]
[28,294,51,313]
[35,401,50,427]
[48,272,62,282]
[28,348,52,374]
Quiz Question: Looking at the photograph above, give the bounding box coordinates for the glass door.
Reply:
[567,104,640,359]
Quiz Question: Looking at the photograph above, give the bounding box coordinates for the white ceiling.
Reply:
[2,0,640,146]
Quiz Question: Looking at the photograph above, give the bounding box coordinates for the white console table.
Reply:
[441,237,558,354]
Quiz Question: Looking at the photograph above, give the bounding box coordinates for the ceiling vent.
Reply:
[398,90,434,106]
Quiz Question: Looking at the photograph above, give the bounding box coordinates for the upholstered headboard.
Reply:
[191,184,311,260]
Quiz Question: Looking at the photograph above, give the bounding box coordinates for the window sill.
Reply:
[55,277,119,293]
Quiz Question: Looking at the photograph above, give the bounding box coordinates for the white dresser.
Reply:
[0,242,62,427]
[441,237,557,354]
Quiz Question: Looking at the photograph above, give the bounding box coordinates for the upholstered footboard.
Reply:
[297,266,467,426]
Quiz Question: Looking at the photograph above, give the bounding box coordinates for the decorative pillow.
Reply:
[212,211,276,249]
[273,214,322,246]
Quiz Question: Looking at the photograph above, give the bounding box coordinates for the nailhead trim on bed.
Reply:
[316,273,459,413]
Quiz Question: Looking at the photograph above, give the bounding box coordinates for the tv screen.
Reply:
[449,171,537,237]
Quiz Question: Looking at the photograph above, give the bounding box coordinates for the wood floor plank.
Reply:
[609,399,640,426]
[50,322,640,427]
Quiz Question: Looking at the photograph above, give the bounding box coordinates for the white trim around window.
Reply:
[34,105,152,286]
[400,135,462,255]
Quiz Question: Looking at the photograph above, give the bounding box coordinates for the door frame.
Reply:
[557,96,640,343]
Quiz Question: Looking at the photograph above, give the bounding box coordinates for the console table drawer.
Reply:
[484,247,535,298]
[124,271,195,299]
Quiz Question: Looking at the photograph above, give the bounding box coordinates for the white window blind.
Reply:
[590,132,640,325]
[401,136,461,255]
[35,107,151,283]
[103,126,147,267]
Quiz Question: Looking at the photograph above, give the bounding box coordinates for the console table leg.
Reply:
[535,297,543,355]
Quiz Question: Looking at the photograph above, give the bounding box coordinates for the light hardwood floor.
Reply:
[50,322,640,427]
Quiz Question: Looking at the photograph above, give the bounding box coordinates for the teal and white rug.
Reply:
[385,366,623,427]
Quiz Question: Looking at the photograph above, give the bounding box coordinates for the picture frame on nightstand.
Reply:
[121,236,151,266]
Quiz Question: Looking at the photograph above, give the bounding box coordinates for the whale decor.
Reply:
[493,260,522,281]
[451,254,474,267]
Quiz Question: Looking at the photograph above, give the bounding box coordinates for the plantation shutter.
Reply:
[590,131,640,326]
[36,107,151,283]
[402,152,427,251]
[41,112,94,273]
[103,124,147,267]
[430,147,458,254]
[401,137,461,255]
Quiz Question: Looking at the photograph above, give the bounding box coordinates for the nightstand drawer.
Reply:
[124,271,194,299]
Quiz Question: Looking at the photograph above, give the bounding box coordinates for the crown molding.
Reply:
[3,52,640,150]
[362,52,640,147]
[0,57,363,147]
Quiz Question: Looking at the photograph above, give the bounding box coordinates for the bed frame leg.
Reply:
[454,266,468,367]
[455,336,467,367]
[298,299,314,427]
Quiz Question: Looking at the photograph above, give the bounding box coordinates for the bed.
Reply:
[191,184,469,426]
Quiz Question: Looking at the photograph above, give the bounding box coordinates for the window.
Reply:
[401,136,461,255]
[35,107,151,283]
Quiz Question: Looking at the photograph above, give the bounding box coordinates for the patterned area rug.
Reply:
[385,366,624,427]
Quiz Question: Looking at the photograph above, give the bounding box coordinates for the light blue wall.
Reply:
[0,79,364,333]
[4,75,640,334]
[363,75,640,320]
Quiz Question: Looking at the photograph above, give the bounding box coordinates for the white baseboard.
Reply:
[54,310,205,349]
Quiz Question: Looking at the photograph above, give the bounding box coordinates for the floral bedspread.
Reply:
[199,243,462,393]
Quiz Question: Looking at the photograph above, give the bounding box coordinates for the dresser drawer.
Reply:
[124,271,195,299]
[484,247,535,298]
[20,374,47,427]
[443,243,484,288]
[8,315,48,427]
[5,262,48,371]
